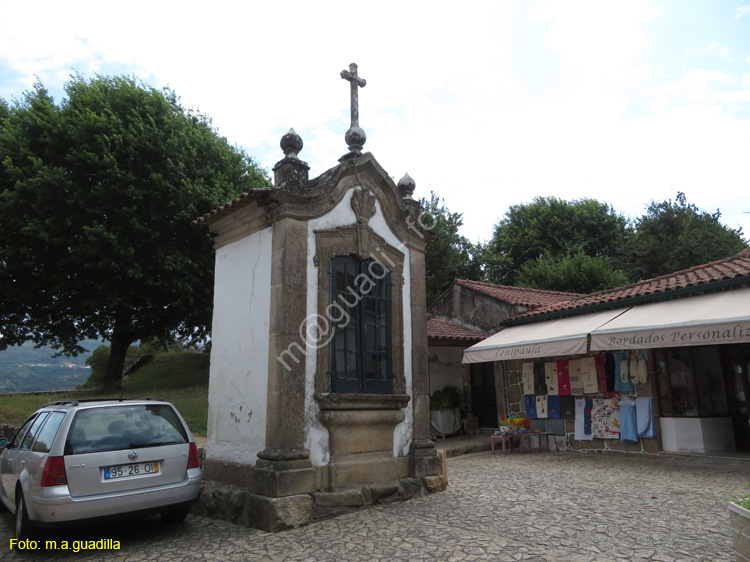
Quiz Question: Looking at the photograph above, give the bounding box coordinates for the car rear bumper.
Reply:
[27,471,201,525]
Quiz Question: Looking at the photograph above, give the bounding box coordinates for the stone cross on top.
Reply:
[340,62,367,160]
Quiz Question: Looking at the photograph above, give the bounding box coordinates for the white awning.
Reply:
[462,309,629,363]
[590,287,750,351]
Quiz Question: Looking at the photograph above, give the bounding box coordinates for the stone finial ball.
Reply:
[280,128,303,158]
[345,126,367,151]
[397,173,416,198]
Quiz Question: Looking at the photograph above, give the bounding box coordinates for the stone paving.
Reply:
[2,450,749,561]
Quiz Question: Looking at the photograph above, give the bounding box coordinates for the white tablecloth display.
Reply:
[431,407,462,436]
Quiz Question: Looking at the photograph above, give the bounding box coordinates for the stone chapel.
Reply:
[193,64,446,531]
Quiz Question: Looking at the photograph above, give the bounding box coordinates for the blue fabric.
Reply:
[547,395,561,418]
[524,394,537,419]
[584,398,593,435]
[620,400,638,442]
[613,350,635,392]
[636,397,656,438]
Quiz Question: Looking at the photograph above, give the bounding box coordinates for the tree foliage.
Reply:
[484,196,630,292]
[517,252,629,294]
[420,193,483,306]
[482,193,748,293]
[0,75,270,390]
[624,192,748,281]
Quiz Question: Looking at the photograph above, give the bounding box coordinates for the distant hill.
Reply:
[0,340,103,393]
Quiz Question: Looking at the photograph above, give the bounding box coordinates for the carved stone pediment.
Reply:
[350,188,377,225]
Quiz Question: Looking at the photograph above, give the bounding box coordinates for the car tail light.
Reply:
[187,442,200,469]
[40,456,67,487]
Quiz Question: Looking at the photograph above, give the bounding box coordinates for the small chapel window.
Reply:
[331,256,392,394]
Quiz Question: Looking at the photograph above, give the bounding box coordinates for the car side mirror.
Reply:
[0,438,7,449]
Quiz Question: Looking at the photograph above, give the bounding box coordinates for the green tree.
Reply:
[0,75,270,391]
[484,196,630,292]
[625,192,748,281]
[420,193,483,306]
[517,251,629,294]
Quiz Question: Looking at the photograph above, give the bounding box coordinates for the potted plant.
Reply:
[728,493,750,561]
[430,386,461,411]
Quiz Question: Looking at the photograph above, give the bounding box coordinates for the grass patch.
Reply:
[0,351,210,437]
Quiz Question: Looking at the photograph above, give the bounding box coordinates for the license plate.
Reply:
[103,461,159,480]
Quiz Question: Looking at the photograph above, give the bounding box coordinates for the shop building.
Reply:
[463,250,750,454]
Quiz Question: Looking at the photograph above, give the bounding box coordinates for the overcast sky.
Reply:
[1,0,749,244]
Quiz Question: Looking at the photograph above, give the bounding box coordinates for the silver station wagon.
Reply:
[0,398,202,538]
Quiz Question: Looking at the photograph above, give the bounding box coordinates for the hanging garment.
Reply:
[522,362,535,395]
[619,399,638,443]
[557,360,571,395]
[534,362,547,396]
[613,350,634,392]
[536,395,548,419]
[560,395,576,421]
[574,398,593,441]
[525,394,537,419]
[581,357,599,394]
[635,397,656,438]
[547,395,561,418]
[545,362,559,395]
[568,359,584,395]
[604,353,617,393]
[634,353,648,384]
[595,355,616,398]
[584,398,593,436]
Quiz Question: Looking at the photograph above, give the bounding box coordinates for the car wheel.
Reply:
[15,490,34,539]
[161,506,190,523]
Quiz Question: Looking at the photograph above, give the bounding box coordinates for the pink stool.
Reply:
[491,432,532,454]
[490,433,514,455]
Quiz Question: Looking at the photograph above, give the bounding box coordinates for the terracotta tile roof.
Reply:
[427,315,490,343]
[510,249,750,322]
[192,188,276,226]
[455,279,583,308]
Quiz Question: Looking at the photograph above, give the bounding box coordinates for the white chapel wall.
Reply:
[206,227,273,465]
[304,187,414,466]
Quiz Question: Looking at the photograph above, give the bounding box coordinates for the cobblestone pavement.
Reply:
[2,451,749,561]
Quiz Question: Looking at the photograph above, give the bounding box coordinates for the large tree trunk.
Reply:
[103,326,133,392]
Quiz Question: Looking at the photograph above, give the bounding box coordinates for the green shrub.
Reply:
[430,385,461,410]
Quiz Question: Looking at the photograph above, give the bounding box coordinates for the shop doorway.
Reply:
[723,345,750,451]
[469,362,498,428]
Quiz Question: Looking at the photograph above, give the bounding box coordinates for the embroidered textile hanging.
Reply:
[591,398,621,439]
[568,359,584,395]
[574,398,593,441]
[557,360,571,395]
[545,362,559,395]
[522,362,535,395]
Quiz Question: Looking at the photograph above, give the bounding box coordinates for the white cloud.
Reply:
[734,6,750,19]
[645,70,736,112]
[688,43,733,61]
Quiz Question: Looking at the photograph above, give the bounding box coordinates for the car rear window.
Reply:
[65,404,189,455]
